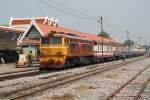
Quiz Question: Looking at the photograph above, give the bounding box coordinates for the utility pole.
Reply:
[97,16,104,58]
[145,40,147,46]
[138,36,141,48]
[126,30,130,48]
[126,30,130,41]
[145,40,147,52]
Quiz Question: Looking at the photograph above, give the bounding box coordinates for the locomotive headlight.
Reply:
[40,51,48,55]
[40,51,45,56]
[56,50,62,55]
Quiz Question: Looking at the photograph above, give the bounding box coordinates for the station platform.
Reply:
[0,63,38,75]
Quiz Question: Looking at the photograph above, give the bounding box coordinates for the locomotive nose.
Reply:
[56,50,63,55]
[39,45,68,68]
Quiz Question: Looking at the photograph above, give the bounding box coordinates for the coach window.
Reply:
[41,38,50,45]
[103,45,105,51]
[100,45,102,51]
[104,45,106,51]
[107,45,109,51]
[98,45,101,51]
[109,45,111,51]
[70,39,73,42]
[108,46,110,51]
[107,46,109,51]
[65,38,68,44]
[102,45,104,51]
[94,45,98,51]
[104,45,107,51]
[110,46,113,50]
[97,45,99,51]
[98,45,100,51]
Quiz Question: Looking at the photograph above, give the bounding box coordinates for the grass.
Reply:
[121,68,128,71]
[104,73,118,79]
[73,85,96,91]
[44,93,75,100]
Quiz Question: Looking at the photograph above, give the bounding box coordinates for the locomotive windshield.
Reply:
[52,37,62,44]
[41,38,50,45]
[41,37,62,45]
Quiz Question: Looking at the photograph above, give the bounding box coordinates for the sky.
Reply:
[0,0,150,45]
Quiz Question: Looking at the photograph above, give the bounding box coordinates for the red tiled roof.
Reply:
[36,23,116,43]
[11,19,31,25]
[35,19,45,23]
[0,26,25,33]
[11,18,46,25]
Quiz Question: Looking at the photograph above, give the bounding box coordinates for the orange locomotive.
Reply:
[39,33,93,69]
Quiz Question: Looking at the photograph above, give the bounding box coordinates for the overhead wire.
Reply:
[48,0,96,19]
[35,0,127,37]
[103,18,126,34]
[35,0,96,21]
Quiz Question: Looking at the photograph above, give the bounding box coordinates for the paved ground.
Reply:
[0,63,38,74]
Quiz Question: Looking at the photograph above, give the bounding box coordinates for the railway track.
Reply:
[0,68,40,81]
[0,57,140,81]
[106,64,150,100]
[2,56,147,100]
[0,64,75,81]
[135,77,150,100]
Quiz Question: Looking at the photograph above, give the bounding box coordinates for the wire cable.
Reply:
[103,17,126,34]
[48,0,96,19]
[35,0,96,21]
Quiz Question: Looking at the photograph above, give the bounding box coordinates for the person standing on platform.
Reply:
[28,51,32,67]
[122,52,126,61]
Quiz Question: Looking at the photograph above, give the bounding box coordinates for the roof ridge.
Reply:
[35,23,116,42]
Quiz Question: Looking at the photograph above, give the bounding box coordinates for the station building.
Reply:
[0,16,116,63]
[11,16,59,61]
[0,16,58,62]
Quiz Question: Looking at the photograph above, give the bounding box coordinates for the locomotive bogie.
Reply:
[39,55,66,68]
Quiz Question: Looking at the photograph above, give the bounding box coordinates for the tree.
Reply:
[98,31,110,38]
[124,39,134,47]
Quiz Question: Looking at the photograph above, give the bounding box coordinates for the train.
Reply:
[39,29,145,69]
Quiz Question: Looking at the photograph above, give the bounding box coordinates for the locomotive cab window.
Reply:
[41,38,50,45]
[52,37,62,44]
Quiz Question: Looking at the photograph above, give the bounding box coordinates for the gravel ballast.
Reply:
[0,57,149,100]
[23,57,150,100]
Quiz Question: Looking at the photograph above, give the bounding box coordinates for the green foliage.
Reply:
[98,32,110,37]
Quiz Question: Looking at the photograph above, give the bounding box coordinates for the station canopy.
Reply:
[0,25,25,50]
